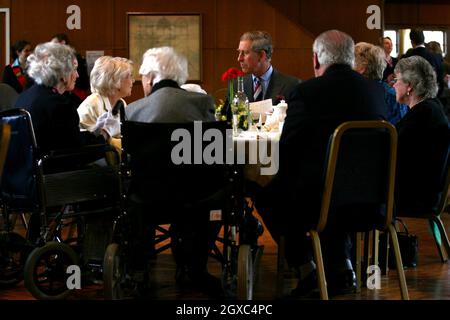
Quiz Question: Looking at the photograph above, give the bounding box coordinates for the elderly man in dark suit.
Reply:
[126,47,221,297]
[222,30,300,120]
[255,30,387,297]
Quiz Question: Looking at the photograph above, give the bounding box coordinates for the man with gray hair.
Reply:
[125,47,222,297]
[255,30,387,297]
[127,46,215,122]
[222,30,299,119]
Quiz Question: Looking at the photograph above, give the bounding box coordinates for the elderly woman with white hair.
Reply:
[14,42,121,244]
[126,46,215,122]
[78,56,134,142]
[393,56,449,216]
[15,41,106,156]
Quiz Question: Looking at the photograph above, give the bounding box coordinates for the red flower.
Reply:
[221,68,244,82]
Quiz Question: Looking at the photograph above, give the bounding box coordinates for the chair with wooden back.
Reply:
[277,120,409,300]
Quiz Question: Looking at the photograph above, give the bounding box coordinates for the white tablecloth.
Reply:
[233,130,280,186]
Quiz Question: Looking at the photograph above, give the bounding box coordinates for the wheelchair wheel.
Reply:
[103,243,127,300]
[252,245,264,283]
[24,241,79,300]
[237,244,254,300]
[0,232,27,287]
[221,243,238,298]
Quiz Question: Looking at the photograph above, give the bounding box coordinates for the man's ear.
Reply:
[148,74,155,86]
[313,53,320,70]
[259,50,267,62]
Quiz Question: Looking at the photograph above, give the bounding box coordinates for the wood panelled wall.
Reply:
[385,0,450,27]
[2,0,382,103]
[0,13,5,68]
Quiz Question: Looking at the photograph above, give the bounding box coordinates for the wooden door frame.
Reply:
[0,8,10,65]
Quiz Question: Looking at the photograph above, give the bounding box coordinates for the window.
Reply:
[424,31,445,57]
[384,29,446,57]
[383,30,398,58]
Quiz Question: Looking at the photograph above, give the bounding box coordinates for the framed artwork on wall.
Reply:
[127,13,202,82]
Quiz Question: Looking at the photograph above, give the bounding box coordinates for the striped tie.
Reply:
[253,77,263,101]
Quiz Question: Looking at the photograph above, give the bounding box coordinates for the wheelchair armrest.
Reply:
[42,143,116,161]
[40,144,120,173]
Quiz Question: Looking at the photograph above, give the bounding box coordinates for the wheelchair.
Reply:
[103,120,264,300]
[0,108,121,299]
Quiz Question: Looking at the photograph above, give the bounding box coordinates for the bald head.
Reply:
[313,30,355,76]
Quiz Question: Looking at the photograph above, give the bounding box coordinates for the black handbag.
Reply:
[380,218,419,269]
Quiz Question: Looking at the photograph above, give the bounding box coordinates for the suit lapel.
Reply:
[244,75,254,102]
[266,69,282,101]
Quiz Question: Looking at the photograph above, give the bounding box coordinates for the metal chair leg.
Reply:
[388,224,409,300]
[356,232,363,293]
[373,230,380,267]
[310,230,328,300]
[429,215,450,262]
[379,231,390,275]
[276,236,286,298]
[20,213,29,231]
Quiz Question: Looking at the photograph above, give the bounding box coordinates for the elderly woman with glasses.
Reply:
[393,56,449,216]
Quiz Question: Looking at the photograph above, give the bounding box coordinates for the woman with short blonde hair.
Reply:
[90,56,133,97]
[354,42,408,124]
[354,42,386,80]
[78,56,133,140]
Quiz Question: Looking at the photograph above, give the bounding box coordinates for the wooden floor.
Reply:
[1,212,450,301]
